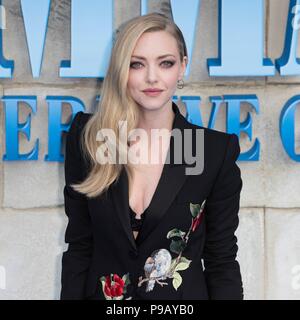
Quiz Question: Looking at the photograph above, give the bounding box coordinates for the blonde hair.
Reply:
[71,12,188,199]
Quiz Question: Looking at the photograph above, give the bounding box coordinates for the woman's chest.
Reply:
[128,164,164,215]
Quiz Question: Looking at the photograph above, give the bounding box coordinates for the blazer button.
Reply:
[129,250,139,259]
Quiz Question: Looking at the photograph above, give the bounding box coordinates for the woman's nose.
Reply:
[146,65,158,83]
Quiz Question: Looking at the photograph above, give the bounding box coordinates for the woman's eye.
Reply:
[129,60,175,69]
[130,62,143,69]
[161,60,175,67]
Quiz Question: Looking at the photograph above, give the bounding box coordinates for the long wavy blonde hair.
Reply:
[71,12,188,199]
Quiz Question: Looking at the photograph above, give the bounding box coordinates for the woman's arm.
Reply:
[203,133,244,300]
[60,112,93,300]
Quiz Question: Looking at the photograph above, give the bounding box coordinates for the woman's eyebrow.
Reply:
[131,54,176,60]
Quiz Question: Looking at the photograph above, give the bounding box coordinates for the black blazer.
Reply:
[60,102,243,300]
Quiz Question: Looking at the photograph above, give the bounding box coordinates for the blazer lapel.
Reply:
[110,102,193,251]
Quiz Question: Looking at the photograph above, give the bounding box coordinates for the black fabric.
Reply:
[129,206,147,232]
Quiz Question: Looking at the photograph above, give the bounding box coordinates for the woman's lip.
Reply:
[143,90,163,96]
[143,90,163,92]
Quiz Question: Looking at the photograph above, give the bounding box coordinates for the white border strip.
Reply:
[0,5,6,30]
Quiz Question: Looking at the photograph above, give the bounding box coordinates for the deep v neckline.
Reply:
[110,101,190,250]
[126,104,176,220]
[127,161,168,224]
[127,135,173,221]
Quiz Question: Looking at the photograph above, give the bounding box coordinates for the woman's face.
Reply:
[127,30,187,111]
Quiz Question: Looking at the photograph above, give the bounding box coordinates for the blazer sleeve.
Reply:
[60,112,93,300]
[203,133,244,300]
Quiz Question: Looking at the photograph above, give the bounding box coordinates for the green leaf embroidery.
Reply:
[167,228,186,239]
[178,256,192,265]
[172,271,182,290]
[174,259,191,272]
[169,258,178,271]
[190,203,200,218]
[123,273,130,286]
[170,239,187,255]
[101,279,110,300]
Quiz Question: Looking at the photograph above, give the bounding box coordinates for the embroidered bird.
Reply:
[143,248,172,292]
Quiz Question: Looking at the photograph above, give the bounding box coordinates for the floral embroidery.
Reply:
[100,273,132,300]
[138,200,206,292]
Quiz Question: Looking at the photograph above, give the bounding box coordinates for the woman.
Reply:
[60,12,243,300]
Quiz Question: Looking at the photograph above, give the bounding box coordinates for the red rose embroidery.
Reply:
[191,210,204,232]
[190,201,206,232]
[100,273,131,300]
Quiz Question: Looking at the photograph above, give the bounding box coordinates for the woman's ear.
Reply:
[180,56,188,78]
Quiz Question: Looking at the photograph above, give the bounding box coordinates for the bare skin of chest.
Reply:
[129,164,164,240]
[128,133,171,239]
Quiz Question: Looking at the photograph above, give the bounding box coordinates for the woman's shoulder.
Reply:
[66,111,93,146]
[182,118,241,172]
[183,116,238,150]
[69,111,93,131]
[65,112,93,168]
